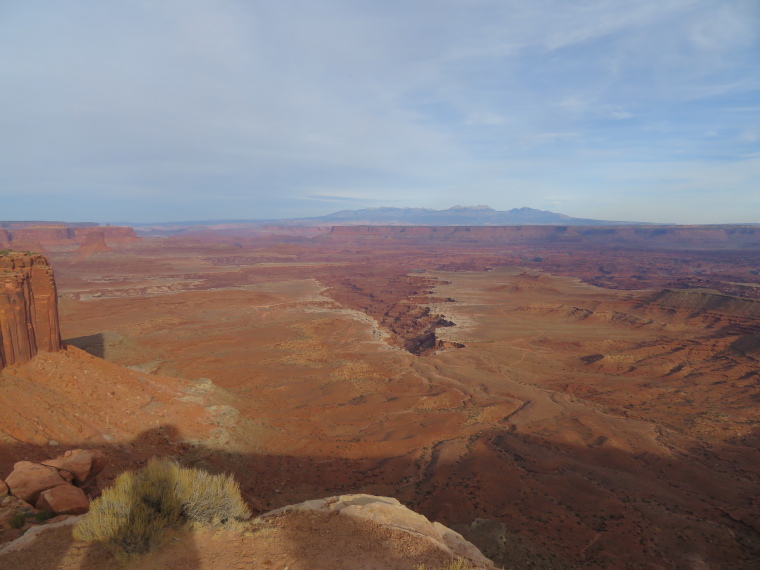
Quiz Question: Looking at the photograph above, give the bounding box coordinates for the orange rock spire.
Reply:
[0,252,61,369]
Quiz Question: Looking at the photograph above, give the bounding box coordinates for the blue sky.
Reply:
[1,0,758,223]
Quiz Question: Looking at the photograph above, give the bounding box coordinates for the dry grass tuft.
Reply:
[73,458,250,558]
[416,558,487,570]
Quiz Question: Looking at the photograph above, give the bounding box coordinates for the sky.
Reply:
[1,0,759,224]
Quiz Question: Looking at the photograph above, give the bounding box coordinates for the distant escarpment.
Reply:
[75,232,113,257]
[0,221,98,230]
[324,224,760,247]
[644,288,760,359]
[0,253,61,369]
[0,226,137,252]
[645,289,760,319]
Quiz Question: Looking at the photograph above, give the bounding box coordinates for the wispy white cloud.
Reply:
[0,0,758,222]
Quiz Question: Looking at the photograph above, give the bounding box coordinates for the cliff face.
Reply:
[71,227,138,244]
[0,253,61,369]
[0,222,98,229]
[325,224,760,247]
[0,226,138,250]
[75,232,113,257]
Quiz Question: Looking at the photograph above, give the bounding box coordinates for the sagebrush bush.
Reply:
[171,462,251,526]
[73,458,250,558]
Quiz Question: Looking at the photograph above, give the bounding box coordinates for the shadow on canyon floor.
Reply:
[1,423,760,569]
[63,334,106,359]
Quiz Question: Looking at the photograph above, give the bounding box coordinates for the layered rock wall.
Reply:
[0,222,98,229]
[0,226,138,250]
[325,224,760,247]
[0,254,61,369]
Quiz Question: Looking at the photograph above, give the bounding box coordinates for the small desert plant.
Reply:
[9,514,25,529]
[416,558,485,570]
[73,458,250,558]
[35,509,53,522]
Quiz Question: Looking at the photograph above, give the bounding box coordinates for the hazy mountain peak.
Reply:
[448,205,494,211]
[307,205,646,226]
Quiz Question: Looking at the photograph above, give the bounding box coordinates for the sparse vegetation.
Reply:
[415,558,486,570]
[35,509,53,522]
[0,249,35,255]
[9,514,25,529]
[73,458,251,558]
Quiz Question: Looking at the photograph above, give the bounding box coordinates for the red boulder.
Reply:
[42,449,106,486]
[4,461,69,504]
[35,484,90,515]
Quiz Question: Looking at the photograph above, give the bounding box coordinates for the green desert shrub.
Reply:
[73,458,250,558]
[35,509,53,522]
[9,514,25,529]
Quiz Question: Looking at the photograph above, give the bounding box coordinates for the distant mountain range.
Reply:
[302,205,648,226]
[122,206,653,229]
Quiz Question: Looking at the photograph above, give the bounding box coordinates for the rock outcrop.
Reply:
[35,485,90,516]
[263,494,497,568]
[0,253,61,369]
[0,225,137,251]
[2,450,105,519]
[75,232,113,257]
[4,463,71,505]
[41,450,106,488]
[0,493,497,569]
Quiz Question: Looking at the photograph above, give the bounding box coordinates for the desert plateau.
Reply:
[0,222,757,568]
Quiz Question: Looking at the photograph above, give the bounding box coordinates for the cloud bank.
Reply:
[0,0,758,222]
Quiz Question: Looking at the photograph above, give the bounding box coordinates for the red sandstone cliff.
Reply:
[0,222,98,229]
[0,253,61,369]
[0,226,138,250]
[75,232,113,258]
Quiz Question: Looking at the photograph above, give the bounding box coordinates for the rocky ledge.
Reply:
[0,449,105,545]
[263,494,497,568]
[0,492,497,569]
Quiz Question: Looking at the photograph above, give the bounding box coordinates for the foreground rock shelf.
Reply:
[0,494,496,569]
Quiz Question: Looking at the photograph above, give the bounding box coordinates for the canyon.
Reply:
[0,224,759,568]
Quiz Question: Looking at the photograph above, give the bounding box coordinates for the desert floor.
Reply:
[2,235,758,568]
